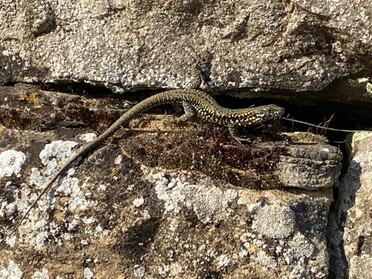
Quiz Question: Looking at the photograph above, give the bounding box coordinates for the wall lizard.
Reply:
[9,89,284,236]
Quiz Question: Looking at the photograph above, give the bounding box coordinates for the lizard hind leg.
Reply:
[178,102,196,122]
[161,102,196,127]
[163,102,196,128]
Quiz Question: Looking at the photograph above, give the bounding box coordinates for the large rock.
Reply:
[0,0,371,94]
[328,132,372,279]
[0,127,335,278]
[0,85,342,278]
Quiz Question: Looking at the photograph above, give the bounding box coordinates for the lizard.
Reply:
[8,89,284,236]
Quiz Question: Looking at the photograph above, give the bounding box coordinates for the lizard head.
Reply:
[239,104,284,126]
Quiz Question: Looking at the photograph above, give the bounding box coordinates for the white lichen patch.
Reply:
[255,251,278,271]
[252,203,296,239]
[348,77,369,88]
[183,186,237,224]
[79,132,97,142]
[96,225,109,236]
[240,232,253,249]
[7,140,104,248]
[134,264,146,277]
[83,267,93,279]
[240,231,266,250]
[0,150,26,178]
[82,216,96,225]
[14,178,97,248]
[151,172,185,213]
[133,196,145,207]
[67,218,79,231]
[0,260,23,279]
[98,184,107,191]
[57,179,97,212]
[30,140,79,187]
[217,254,230,267]
[239,249,248,258]
[144,170,238,224]
[158,264,170,276]
[39,140,78,166]
[35,231,49,249]
[17,214,50,249]
[5,234,16,247]
[169,263,183,275]
[280,232,319,278]
[283,233,315,265]
[114,154,123,164]
[366,82,372,96]
[31,267,49,279]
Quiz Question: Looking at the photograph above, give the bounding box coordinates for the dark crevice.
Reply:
[14,78,372,143]
[3,82,16,86]
[34,81,114,97]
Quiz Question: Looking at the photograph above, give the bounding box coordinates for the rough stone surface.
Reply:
[328,132,372,279]
[276,144,342,190]
[0,0,371,95]
[252,203,296,239]
[0,86,341,278]
[0,127,333,278]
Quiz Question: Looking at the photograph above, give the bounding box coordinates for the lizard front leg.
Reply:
[228,125,252,143]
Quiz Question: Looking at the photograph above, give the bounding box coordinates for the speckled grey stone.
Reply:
[0,0,370,92]
[0,123,333,278]
[252,203,296,239]
[328,132,372,279]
